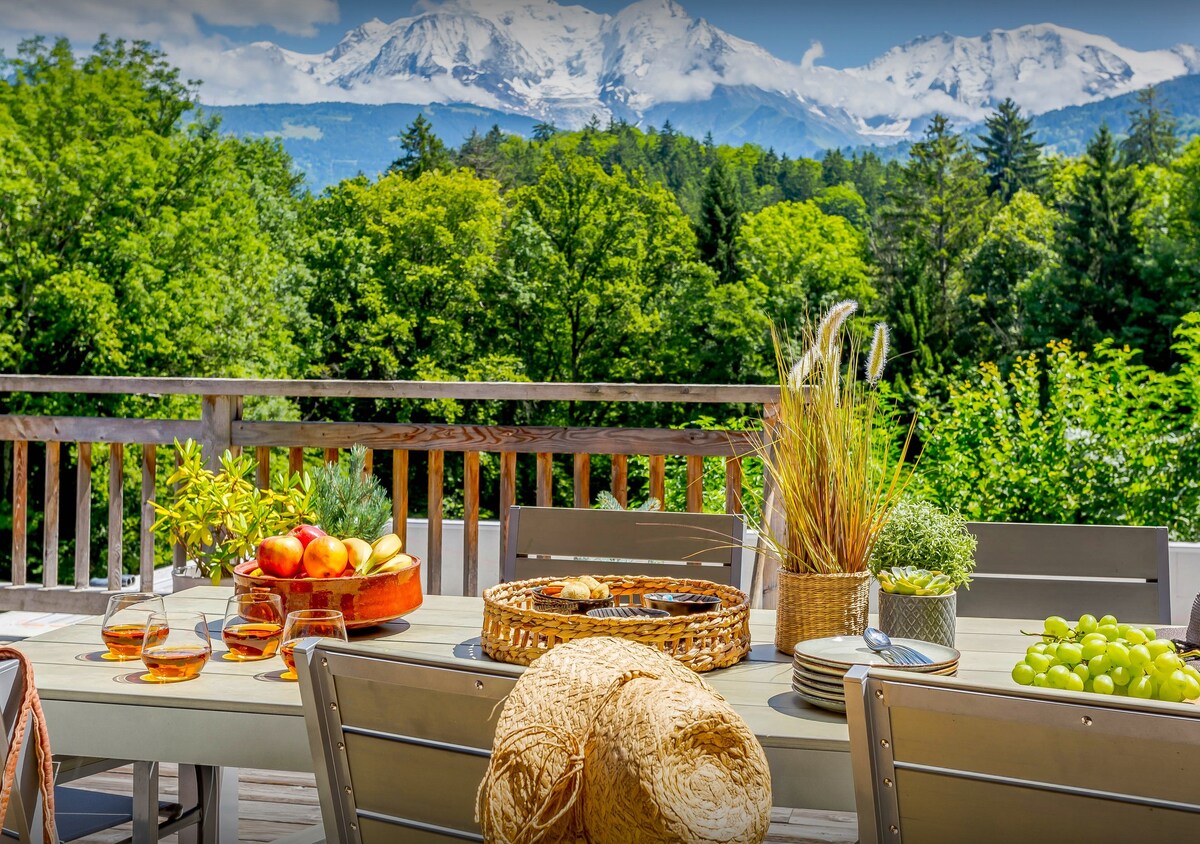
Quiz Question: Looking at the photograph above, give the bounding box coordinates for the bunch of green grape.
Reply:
[1010,614,1200,702]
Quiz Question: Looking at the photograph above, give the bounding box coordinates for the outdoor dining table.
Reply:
[11,585,1042,843]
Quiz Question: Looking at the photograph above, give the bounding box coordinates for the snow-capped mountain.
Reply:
[217,0,1200,147]
[852,24,1200,118]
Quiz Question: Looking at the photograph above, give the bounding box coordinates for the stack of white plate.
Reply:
[791,636,960,713]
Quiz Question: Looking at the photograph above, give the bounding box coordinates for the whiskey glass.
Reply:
[100,593,165,660]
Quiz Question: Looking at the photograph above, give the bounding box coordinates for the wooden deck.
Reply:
[71,764,858,843]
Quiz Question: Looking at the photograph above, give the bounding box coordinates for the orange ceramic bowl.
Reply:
[233,558,423,629]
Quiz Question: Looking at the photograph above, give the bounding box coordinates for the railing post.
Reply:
[751,402,781,610]
[199,395,241,469]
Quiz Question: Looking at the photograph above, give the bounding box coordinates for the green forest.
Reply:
[5,37,1200,567]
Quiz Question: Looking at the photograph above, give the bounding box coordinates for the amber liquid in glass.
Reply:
[223,623,283,659]
[141,645,210,681]
[102,623,167,659]
[279,640,300,676]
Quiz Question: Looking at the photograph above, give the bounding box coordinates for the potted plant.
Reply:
[759,301,914,654]
[869,497,977,648]
[150,438,314,587]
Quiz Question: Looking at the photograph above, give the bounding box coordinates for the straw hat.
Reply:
[476,637,772,844]
[1156,593,1200,650]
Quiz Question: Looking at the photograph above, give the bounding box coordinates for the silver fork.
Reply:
[864,627,933,665]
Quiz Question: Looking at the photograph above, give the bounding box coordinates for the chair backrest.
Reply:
[296,639,520,844]
[845,664,1200,844]
[958,521,1170,622]
[502,506,745,587]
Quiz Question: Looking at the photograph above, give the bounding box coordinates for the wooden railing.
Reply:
[0,377,779,612]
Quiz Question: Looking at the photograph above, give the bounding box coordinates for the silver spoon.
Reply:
[864,627,933,665]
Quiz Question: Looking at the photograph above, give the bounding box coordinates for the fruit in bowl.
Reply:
[241,530,422,628]
[257,534,304,578]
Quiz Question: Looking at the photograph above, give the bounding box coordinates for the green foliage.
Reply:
[310,445,391,541]
[1121,87,1180,167]
[869,497,977,589]
[697,158,742,285]
[915,325,1200,540]
[149,439,315,580]
[392,114,452,177]
[976,98,1046,201]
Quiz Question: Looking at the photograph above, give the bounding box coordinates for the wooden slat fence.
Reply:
[0,377,778,613]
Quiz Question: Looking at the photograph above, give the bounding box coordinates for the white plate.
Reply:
[793,686,847,713]
[793,654,959,678]
[792,636,959,670]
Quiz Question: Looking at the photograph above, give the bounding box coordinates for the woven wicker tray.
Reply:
[481,576,751,672]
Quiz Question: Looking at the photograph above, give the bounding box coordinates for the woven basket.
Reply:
[477,637,772,844]
[774,568,870,655]
[482,576,750,672]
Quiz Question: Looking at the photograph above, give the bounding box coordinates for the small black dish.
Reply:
[642,592,722,616]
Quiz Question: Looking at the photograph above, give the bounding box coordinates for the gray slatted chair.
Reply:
[0,659,195,843]
[296,639,520,843]
[502,505,745,588]
[958,522,1171,622]
[844,664,1200,844]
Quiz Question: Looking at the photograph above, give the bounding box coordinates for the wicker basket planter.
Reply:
[774,569,871,655]
[481,575,750,672]
[879,590,957,649]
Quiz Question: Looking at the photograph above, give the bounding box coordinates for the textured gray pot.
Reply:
[879,590,957,649]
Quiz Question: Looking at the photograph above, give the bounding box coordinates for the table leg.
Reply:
[178,765,239,844]
[132,761,160,844]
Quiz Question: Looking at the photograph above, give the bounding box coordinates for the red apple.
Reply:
[257,534,304,578]
[288,524,327,550]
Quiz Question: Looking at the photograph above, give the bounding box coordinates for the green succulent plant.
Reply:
[869,497,977,594]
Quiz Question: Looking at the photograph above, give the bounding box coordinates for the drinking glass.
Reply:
[140,611,212,682]
[100,593,166,660]
[222,593,285,661]
[280,610,347,680]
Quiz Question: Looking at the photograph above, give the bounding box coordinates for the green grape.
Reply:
[1077,614,1098,634]
[1182,675,1200,700]
[1087,654,1111,675]
[1032,673,1048,687]
[1064,673,1085,692]
[1141,627,1157,642]
[1072,664,1090,683]
[1092,674,1115,695]
[1099,614,1119,627]
[1117,623,1131,638]
[1097,624,1121,642]
[1124,628,1147,645]
[1110,666,1131,686]
[1026,653,1051,673]
[1147,640,1173,659]
[1012,663,1036,685]
[1081,632,1108,645]
[1044,616,1070,639]
[1107,642,1131,668]
[1129,676,1154,698]
[1168,669,1189,690]
[1027,643,1048,656]
[1128,644,1151,668]
[1047,665,1072,689]
[1154,652,1181,673]
[1081,640,1107,660]
[1184,665,1200,683]
[1159,684,1185,703]
[1057,643,1083,666]
[1043,643,1059,658]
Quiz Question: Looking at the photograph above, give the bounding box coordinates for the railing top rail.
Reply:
[0,375,779,404]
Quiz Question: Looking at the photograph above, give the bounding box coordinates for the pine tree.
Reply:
[391,114,451,177]
[1030,125,1146,355]
[697,158,742,285]
[821,148,850,187]
[877,114,992,385]
[975,98,1045,201]
[1120,86,1179,167]
[532,122,557,142]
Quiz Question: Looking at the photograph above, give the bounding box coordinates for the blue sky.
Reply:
[214,0,1200,67]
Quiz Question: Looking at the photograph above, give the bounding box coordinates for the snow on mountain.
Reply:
[215,1,1199,145]
[850,24,1200,118]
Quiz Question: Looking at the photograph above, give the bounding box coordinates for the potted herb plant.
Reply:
[869,497,977,648]
[758,301,915,654]
[150,438,314,586]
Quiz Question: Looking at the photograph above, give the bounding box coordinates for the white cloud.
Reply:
[800,40,823,70]
[0,0,339,44]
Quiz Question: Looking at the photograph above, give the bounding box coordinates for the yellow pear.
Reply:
[342,538,374,571]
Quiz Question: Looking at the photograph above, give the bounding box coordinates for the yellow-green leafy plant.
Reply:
[150,439,315,582]
[759,301,914,574]
[869,497,977,594]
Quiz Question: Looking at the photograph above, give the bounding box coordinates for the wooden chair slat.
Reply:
[463,451,480,598]
[42,442,60,588]
[572,453,590,508]
[427,451,444,595]
[75,443,92,589]
[107,443,124,591]
[11,441,28,586]
[392,450,409,551]
[140,444,157,593]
